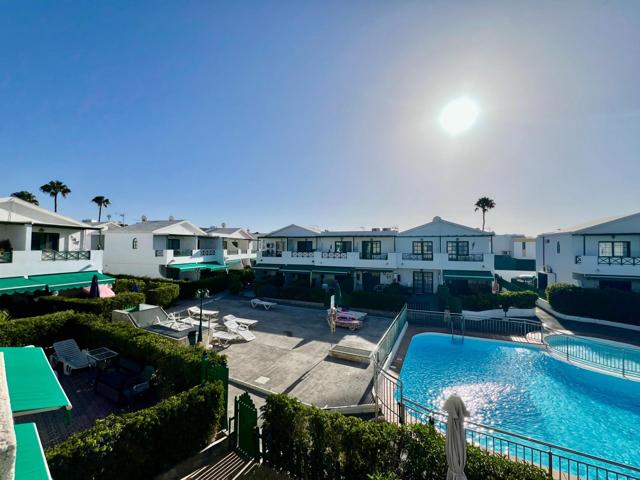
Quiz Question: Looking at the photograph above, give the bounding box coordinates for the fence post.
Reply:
[547,450,553,476]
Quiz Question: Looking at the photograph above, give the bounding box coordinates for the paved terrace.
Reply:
[174,297,394,408]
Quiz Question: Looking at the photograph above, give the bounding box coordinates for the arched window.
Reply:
[556,241,560,254]
[132,238,138,249]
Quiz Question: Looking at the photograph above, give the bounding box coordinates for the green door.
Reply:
[235,392,259,460]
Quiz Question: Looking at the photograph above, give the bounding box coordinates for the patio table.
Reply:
[87,347,118,368]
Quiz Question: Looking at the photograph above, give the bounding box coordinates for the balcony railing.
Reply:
[291,252,314,258]
[261,250,282,257]
[360,253,388,260]
[402,253,434,261]
[322,252,348,259]
[598,256,640,266]
[41,250,91,261]
[448,253,483,262]
[172,249,192,257]
[196,249,216,256]
[0,251,12,263]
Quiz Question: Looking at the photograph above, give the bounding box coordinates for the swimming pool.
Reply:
[399,333,640,468]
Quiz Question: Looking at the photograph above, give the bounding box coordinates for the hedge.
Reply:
[436,285,462,313]
[345,291,407,312]
[546,283,640,324]
[112,277,147,294]
[262,394,551,480]
[35,292,146,318]
[460,291,538,311]
[145,282,180,307]
[0,311,226,397]
[46,382,225,480]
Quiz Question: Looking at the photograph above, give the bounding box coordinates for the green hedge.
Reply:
[460,291,538,311]
[0,311,226,397]
[546,283,640,324]
[436,285,462,313]
[145,282,180,307]
[262,394,550,480]
[113,278,147,294]
[178,273,232,299]
[35,292,146,318]
[344,291,407,311]
[46,382,225,480]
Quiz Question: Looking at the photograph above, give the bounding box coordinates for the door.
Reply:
[362,272,380,291]
[412,271,434,294]
[31,232,60,251]
[362,241,381,260]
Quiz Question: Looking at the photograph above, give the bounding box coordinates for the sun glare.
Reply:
[439,97,479,135]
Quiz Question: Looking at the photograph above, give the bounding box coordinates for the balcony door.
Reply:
[334,241,352,253]
[447,240,469,260]
[412,241,433,260]
[297,240,313,253]
[31,232,59,251]
[361,241,381,260]
[167,238,181,250]
[413,271,433,294]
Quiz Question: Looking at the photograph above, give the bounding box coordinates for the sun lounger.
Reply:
[187,306,219,320]
[327,309,368,321]
[52,339,91,375]
[224,320,257,342]
[335,315,363,331]
[250,298,277,310]
[209,330,240,347]
[223,314,258,328]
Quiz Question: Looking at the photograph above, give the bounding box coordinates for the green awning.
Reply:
[253,264,280,270]
[279,265,354,274]
[443,270,494,281]
[14,423,52,480]
[225,259,242,265]
[0,277,47,296]
[167,262,227,272]
[28,271,115,292]
[0,347,71,416]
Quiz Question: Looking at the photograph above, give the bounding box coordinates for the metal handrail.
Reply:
[402,253,434,261]
[448,253,484,262]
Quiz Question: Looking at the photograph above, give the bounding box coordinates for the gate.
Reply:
[201,355,229,430]
[231,392,259,460]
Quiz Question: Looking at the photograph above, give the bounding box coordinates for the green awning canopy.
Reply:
[279,265,354,275]
[0,277,47,296]
[28,271,114,292]
[14,423,52,480]
[253,264,280,270]
[167,262,227,272]
[0,347,71,416]
[443,270,494,281]
[225,259,242,265]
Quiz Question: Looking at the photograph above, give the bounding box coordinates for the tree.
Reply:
[11,191,39,206]
[474,197,496,231]
[40,181,71,212]
[91,196,111,222]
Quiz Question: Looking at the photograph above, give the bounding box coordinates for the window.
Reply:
[412,241,433,259]
[522,242,526,251]
[166,238,180,250]
[599,241,630,257]
[132,238,138,249]
[297,240,313,252]
[446,240,469,258]
[335,241,352,253]
[361,241,381,259]
[31,232,60,251]
[223,240,228,249]
[556,241,560,254]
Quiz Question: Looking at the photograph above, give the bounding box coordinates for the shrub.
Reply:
[113,278,147,294]
[179,273,231,300]
[34,292,146,318]
[0,309,9,323]
[46,382,225,480]
[229,276,243,295]
[459,291,538,311]
[145,282,180,307]
[436,285,462,313]
[262,394,550,480]
[345,291,407,311]
[546,283,640,324]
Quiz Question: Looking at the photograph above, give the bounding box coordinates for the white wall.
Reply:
[103,233,165,277]
[536,233,576,284]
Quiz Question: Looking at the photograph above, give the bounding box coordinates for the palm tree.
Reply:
[474,197,496,231]
[10,191,39,206]
[39,180,71,212]
[91,196,111,222]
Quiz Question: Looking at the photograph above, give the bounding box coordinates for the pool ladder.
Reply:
[450,316,465,343]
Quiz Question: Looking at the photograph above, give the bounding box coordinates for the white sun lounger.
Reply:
[209,330,240,347]
[187,306,219,320]
[224,319,256,342]
[223,314,258,328]
[52,339,91,375]
[250,298,277,310]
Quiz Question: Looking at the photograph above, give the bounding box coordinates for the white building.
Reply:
[536,212,640,292]
[494,234,536,259]
[102,221,255,280]
[0,197,109,295]
[255,216,495,294]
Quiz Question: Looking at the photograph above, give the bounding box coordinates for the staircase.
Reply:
[182,451,259,480]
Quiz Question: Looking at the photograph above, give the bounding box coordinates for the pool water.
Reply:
[399,333,640,467]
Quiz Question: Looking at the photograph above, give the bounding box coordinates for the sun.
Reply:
[439,97,479,135]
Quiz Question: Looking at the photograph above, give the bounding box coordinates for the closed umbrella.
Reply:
[88,274,100,298]
[443,394,469,480]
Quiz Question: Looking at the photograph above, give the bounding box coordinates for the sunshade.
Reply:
[252,265,280,270]
[224,259,242,265]
[14,423,52,480]
[443,394,469,480]
[0,347,71,416]
[443,270,494,281]
[167,262,227,272]
[279,265,354,274]
[0,277,47,296]
[28,271,115,292]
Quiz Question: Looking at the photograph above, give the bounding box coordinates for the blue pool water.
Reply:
[399,333,640,467]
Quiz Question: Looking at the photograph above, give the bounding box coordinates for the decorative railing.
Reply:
[172,249,192,257]
[322,252,347,259]
[598,256,640,266]
[448,253,483,262]
[402,253,434,261]
[41,250,91,261]
[360,252,388,260]
[261,251,282,257]
[291,252,314,258]
[196,249,216,256]
[0,251,12,263]
[155,250,164,257]
[545,334,640,380]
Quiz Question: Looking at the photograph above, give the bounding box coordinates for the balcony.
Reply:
[41,250,91,261]
[291,252,314,258]
[402,253,434,261]
[0,251,12,263]
[574,255,640,277]
[321,252,348,259]
[448,253,483,262]
[360,253,388,260]
[261,250,282,258]
[0,250,102,277]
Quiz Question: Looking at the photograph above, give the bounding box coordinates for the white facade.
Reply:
[256,217,495,293]
[536,212,640,292]
[205,227,257,265]
[0,197,104,279]
[494,234,536,260]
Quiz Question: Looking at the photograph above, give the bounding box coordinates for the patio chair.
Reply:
[187,306,219,320]
[95,357,155,407]
[224,319,256,342]
[210,330,241,347]
[51,339,91,376]
[222,314,258,329]
[250,298,277,310]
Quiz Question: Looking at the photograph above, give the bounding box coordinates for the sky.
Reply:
[1,1,639,235]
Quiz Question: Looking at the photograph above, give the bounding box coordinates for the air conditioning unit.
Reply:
[543,265,553,273]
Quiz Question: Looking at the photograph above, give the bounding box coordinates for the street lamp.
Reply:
[195,288,210,343]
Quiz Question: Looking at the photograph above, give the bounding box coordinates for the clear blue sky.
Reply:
[2,1,639,235]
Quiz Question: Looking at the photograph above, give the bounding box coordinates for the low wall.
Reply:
[463,308,536,318]
[536,299,640,332]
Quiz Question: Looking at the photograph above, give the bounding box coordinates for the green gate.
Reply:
[201,354,229,430]
[233,392,259,460]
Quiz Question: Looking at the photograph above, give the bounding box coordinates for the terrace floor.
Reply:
[172,296,394,408]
